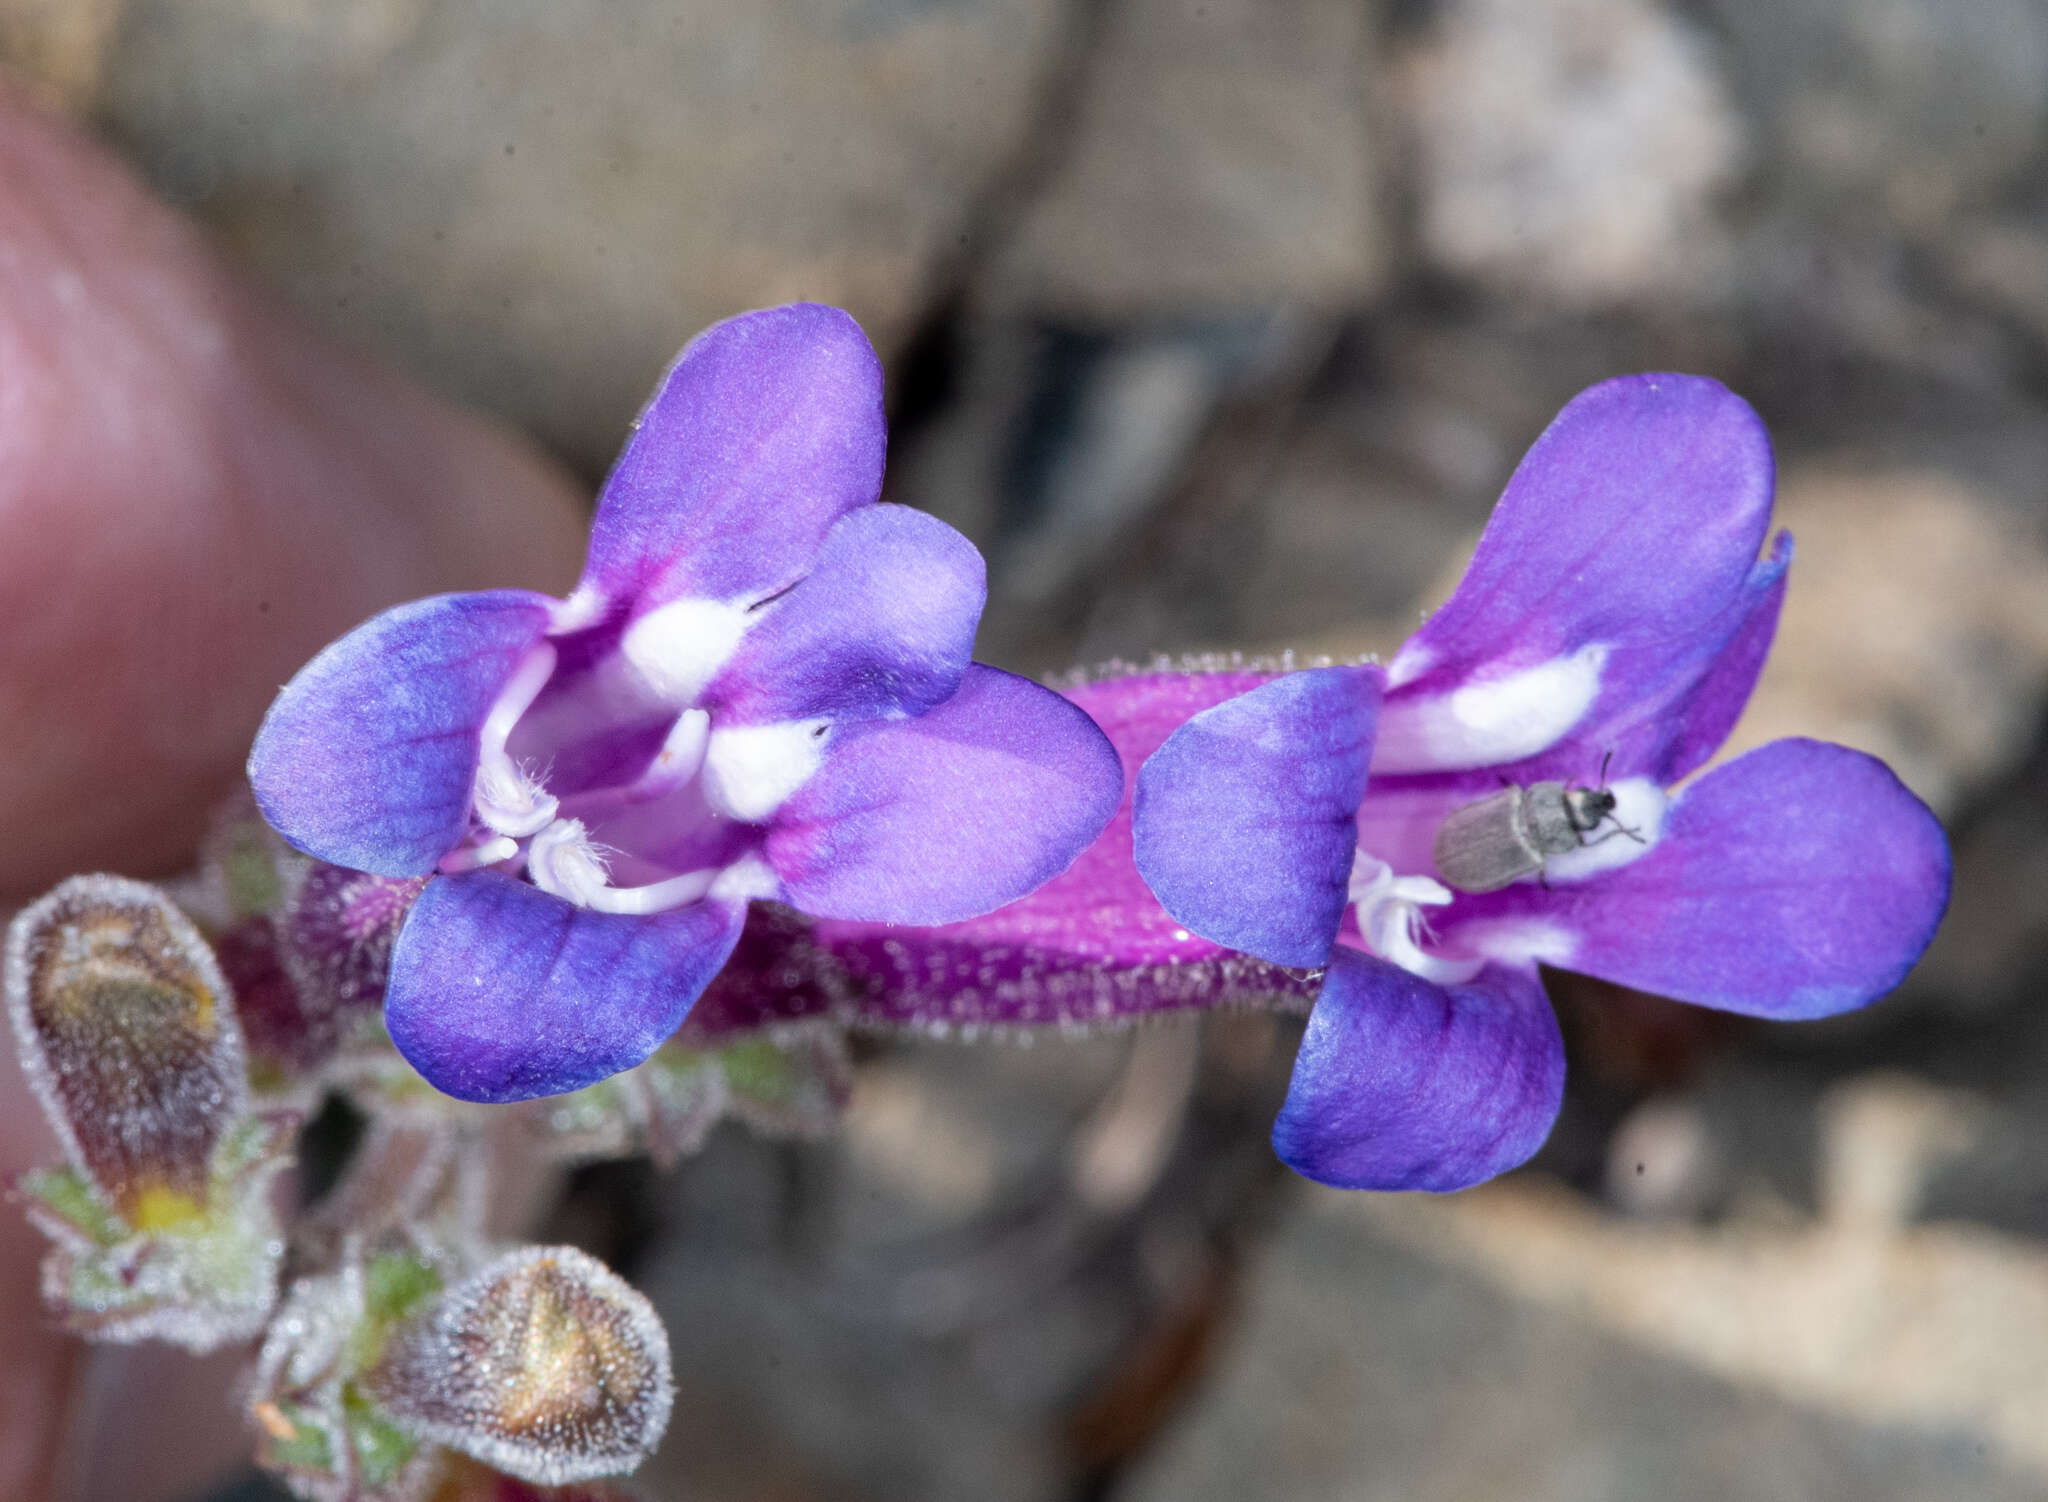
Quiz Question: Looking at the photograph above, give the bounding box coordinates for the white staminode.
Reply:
[1350,852,1484,986]
[473,644,561,837]
[620,597,753,706]
[1374,642,1608,773]
[701,719,829,823]
[526,819,723,916]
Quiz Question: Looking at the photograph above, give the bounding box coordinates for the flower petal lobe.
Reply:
[1382,375,1775,767]
[248,591,554,876]
[583,304,886,607]
[385,873,745,1101]
[1272,950,1564,1192]
[768,665,1122,925]
[1450,738,1950,1019]
[709,503,985,724]
[1135,667,1381,969]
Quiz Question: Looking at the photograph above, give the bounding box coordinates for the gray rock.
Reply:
[83,0,1068,472]
[623,1022,1285,1502]
[1716,463,2048,817]
[1123,1182,2048,1502]
[1705,0,2048,226]
[992,0,1386,319]
[1397,0,1746,307]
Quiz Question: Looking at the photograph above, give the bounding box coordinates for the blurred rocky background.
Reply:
[11,0,2048,1497]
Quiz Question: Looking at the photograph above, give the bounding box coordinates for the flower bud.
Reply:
[6,875,290,1347]
[6,875,246,1219]
[367,1246,673,1485]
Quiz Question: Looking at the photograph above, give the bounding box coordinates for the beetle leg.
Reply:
[1581,819,1647,848]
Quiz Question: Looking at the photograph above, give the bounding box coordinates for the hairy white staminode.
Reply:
[474,644,561,837]
[700,720,829,823]
[1539,776,1667,884]
[1372,642,1607,774]
[1349,853,1483,986]
[525,819,723,916]
[620,597,752,707]
[527,819,614,907]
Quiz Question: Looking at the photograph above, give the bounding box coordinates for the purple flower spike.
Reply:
[1132,374,1950,1191]
[249,304,1121,1101]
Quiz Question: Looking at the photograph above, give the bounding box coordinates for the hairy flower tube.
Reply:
[1132,375,1952,1192]
[250,304,1121,1102]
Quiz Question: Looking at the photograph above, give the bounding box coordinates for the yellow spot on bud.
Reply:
[127,1183,209,1233]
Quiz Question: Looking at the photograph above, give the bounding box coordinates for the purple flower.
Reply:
[249,304,1121,1103]
[1133,375,1951,1192]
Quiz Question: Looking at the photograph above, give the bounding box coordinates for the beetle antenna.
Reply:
[1598,749,1613,788]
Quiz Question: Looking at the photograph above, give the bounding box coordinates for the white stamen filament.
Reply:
[1349,852,1484,986]
[438,836,518,874]
[641,708,710,798]
[473,643,561,837]
[525,818,722,916]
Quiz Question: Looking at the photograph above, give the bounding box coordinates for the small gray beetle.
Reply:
[1431,760,1640,894]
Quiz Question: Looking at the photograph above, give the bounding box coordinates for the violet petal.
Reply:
[1272,949,1565,1192]
[1376,375,1775,775]
[1650,531,1792,784]
[248,590,554,876]
[768,665,1122,925]
[1365,529,1793,814]
[1448,738,1951,1020]
[1134,667,1381,969]
[385,873,746,1102]
[581,304,885,609]
[707,503,984,724]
